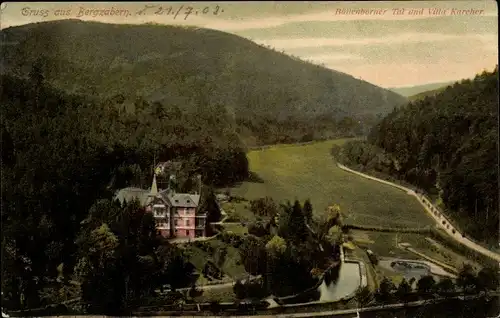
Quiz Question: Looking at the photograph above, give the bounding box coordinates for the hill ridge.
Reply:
[1,19,407,146]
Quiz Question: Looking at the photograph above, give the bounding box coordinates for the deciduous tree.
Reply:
[395,278,412,301]
[416,275,436,294]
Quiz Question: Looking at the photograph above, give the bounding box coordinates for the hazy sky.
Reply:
[1,1,497,87]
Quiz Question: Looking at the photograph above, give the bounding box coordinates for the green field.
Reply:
[221,201,257,223]
[349,230,422,259]
[231,139,435,228]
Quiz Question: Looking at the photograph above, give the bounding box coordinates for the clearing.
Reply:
[231,139,435,228]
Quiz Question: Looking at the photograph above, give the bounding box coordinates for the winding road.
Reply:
[337,163,500,262]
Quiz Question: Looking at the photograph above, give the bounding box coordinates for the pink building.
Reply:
[115,175,206,239]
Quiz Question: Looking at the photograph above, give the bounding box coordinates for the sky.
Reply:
[0,1,498,88]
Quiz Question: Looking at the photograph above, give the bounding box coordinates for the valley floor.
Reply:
[230,139,435,228]
[150,139,493,307]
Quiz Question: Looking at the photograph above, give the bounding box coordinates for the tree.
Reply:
[75,224,124,314]
[155,244,194,289]
[233,280,246,299]
[200,187,221,223]
[265,235,287,256]
[248,221,269,237]
[354,286,373,308]
[239,235,267,275]
[325,225,343,246]
[395,278,412,302]
[435,277,455,294]
[416,275,436,294]
[326,204,342,225]
[302,199,313,223]
[277,202,292,238]
[214,247,228,269]
[375,277,395,303]
[76,199,175,311]
[457,264,477,293]
[476,266,498,292]
[316,203,343,241]
[249,197,278,217]
[265,235,287,294]
[285,200,308,243]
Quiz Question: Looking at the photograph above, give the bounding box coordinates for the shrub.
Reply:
[249,197,278,217]
[248,221,269,237]
[220,231,243,248]
[225,215,241,222]
[233,280,267,300]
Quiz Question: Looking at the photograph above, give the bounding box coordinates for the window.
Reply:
[185,219,190,226]
[153,205,166,216]
[186,230,190,236]
[174,219,178,226]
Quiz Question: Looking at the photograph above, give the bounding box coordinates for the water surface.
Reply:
[318,262,361,302]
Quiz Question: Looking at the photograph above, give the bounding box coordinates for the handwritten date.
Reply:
[136,5,223,20]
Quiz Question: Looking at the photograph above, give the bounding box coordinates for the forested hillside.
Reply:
[1,20,406,145]
[389,81,456,98]
[407,85,453,101]
[0,72,248,311]
[332,67,499,244]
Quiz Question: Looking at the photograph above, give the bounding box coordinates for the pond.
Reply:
[317,262,361,302]
[379,259,431,281]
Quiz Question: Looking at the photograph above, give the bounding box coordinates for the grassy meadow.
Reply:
[231,139,435,228]
[349,230,423,259]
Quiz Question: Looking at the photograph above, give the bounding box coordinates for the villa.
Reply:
[114,175,206,239]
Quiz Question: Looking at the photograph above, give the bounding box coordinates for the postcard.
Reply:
[1,2,498,317]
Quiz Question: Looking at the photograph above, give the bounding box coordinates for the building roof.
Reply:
[161,191,200,208]
[115,171,201,208]
[114,187,152,206]
[114,188,200,208]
